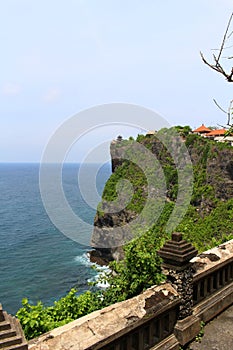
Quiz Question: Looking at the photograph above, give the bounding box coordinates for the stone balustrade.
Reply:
[28,284,180,350]
[192,242,233,304]
[2,235,233,350]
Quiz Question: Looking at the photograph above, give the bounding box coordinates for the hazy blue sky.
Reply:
[1,0,233,162]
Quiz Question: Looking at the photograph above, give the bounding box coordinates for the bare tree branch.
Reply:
[217,13,233,62]
[200,12,233,82]
[228,30,233,39]
[213,99,227,114]
[211,44,233,50]
[201,14,233,132]
[227,100,233,125]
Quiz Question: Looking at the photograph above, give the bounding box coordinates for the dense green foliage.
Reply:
[101,160,147,213]
[17,126,233,340]
[16,289,99,339]
[178,199,233,251]
[99,229,166,305]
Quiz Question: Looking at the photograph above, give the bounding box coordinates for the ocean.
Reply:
[0,162,111,315]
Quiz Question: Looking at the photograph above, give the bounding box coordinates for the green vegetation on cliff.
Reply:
[17,126,233,340]
[100,127,233,251]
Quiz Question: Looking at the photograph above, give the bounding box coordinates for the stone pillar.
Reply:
[158,232,198,319]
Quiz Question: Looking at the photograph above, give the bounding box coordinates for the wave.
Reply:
[74,253,92,267]
[87,271,110,289]
[74,253,110,288]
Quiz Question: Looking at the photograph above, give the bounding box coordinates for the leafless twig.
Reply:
[200,13,233,82]
[213,99,227,114]
[227,100,233,125]
[211,44,233,51]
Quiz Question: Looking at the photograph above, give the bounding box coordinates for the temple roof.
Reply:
[193,124,211,133]
[206,129,226,136]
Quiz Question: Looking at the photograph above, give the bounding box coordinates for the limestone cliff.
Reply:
[90,128,233,264]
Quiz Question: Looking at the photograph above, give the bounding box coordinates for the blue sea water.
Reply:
[0,163,111,315]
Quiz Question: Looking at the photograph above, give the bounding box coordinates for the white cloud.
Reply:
[44,88,61,103]
[2,83,21,96]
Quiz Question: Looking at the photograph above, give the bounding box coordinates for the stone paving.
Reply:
[189,304,233,350]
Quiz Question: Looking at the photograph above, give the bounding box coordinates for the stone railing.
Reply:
[12,236,233,350]
[28,283,180,350]
[192,249,233,305]
[191,241,233,325]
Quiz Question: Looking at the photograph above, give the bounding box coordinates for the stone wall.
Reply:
[27,239,233,350]
[28,284,179,350]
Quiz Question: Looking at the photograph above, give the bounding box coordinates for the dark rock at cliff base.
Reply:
[89,247,124,266]
[89,248,114,266]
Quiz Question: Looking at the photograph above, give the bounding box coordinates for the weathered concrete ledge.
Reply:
[28,284,179,350]
[174,315,201,346]
[150,334,180,350]
[192,238,233,280]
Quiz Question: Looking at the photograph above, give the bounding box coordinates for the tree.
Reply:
[200,13,233,131]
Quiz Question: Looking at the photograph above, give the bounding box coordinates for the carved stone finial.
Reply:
[157,232,198,271]
[158,233,198,319]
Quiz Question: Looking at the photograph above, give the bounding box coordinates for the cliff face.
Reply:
[90,129,233,264]
[206,147,233,200]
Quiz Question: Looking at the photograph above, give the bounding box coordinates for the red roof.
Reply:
[193,124,211,133]
[206,129,226,136]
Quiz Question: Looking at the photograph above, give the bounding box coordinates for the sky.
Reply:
[1,0,233,162]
